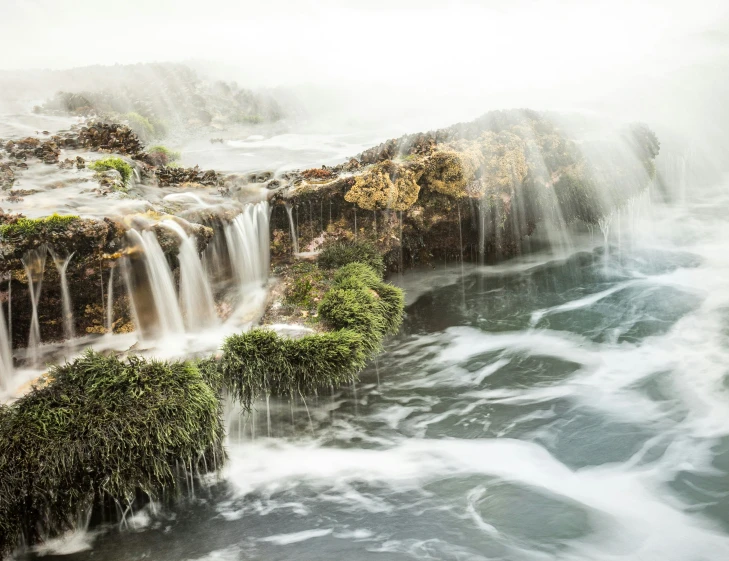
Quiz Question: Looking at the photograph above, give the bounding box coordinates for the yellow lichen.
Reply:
[344,161,420,211]
[471,131,528,196]
[421,147,482,197]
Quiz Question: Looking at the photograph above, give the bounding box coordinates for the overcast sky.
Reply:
[2,0,729,138]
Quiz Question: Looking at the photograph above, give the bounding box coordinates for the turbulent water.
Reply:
[18,175,729,560]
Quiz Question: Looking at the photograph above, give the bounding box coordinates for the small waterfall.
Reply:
[284,203,299,254]
[106,267,115,334]
[0,291,12,390]
[162,221,218,330]
[225,202,270,287]
[127,229,185,337]
[50,251,75,342]
[22,248,48,367]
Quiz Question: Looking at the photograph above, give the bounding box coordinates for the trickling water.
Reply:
[284,203,299,254]
[0,289,12,390]
[162,221,218,330]
[127,229,185,337]
[105,267,115,334]
[22,248,47,367]
[50,251,75,343]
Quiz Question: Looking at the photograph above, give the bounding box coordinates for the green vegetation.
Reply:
[0,351,224,557]
[0,213,79,239]
[283,262,326,309]
[221,261,404,410]
[221,329,368,409]
[318,240,385,275]
[124,112,156,140]
[147,145,181,166]
[89,157,134,185]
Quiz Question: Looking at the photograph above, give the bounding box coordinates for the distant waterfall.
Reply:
[0,293,12,390]
[162,221,218,330]
[126,229,185,338]
[224,202,270,287]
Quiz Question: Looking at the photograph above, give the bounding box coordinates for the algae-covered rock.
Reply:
[0,351,225,557]
[272,109,661,268]
[221,252,404,410]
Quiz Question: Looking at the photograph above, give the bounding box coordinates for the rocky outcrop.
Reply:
[269,110,660,269]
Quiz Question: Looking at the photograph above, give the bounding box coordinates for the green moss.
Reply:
[148,145,181,163]
[221,262,404,410]
[0,351,224,556]
[89,157,133,185]
[0,213,79,239]
[283,262,326,309]
[220,329,367,409]
[125,112,156,140]
[319,240,385,275]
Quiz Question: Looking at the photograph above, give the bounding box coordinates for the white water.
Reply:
[284,203,299,254]
[105,266,115,334]
[0,288,12,390]
[21,248,47,368]
[51,250,76,343]
[224,202,270,287]
[161,221,218,330]
[127,229,186,338]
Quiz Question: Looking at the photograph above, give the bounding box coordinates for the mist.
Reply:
[3,0,729,138]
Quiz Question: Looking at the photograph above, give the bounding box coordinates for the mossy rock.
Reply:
[0,351,224,556]
[89,157,133,185]
[220,261,404,409]
[318,240,385,275]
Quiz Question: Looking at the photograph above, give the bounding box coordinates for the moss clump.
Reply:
[221,262,404,410]
[344,160,420,211]
[89,157,133,185]
[0,351,224,556]
[0,213,79,239]
[318,240,385,275]
[147,145,181,167]
[221,329,367,409]
[124,112,156,141]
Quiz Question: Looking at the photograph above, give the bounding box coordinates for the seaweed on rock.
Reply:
[0,351,224,557]
[318,240,385,275]
[221,260,404,410]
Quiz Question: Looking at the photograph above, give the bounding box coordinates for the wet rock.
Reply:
[76,122,142,155]
[155,165,220,187]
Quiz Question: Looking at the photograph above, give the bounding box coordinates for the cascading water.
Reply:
[224,202,270,287]
[22,248,47,367]
[162,221,218,330]
[0,292,12,390]
[126,229,185,338]
[51,250,75,343]
[284,202,299,254]
[105,267,115,334]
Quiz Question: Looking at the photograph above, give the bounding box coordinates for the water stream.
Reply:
[22,177,729,561]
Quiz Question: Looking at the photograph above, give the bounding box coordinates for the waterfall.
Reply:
[284,203,299,254]
[22,248,47,367]
[162,221,218,330]
[0,291,12,390]
[106,267,115,334]
[50,250,75,342]
[225,202,270,287]
[127,229,185,337]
